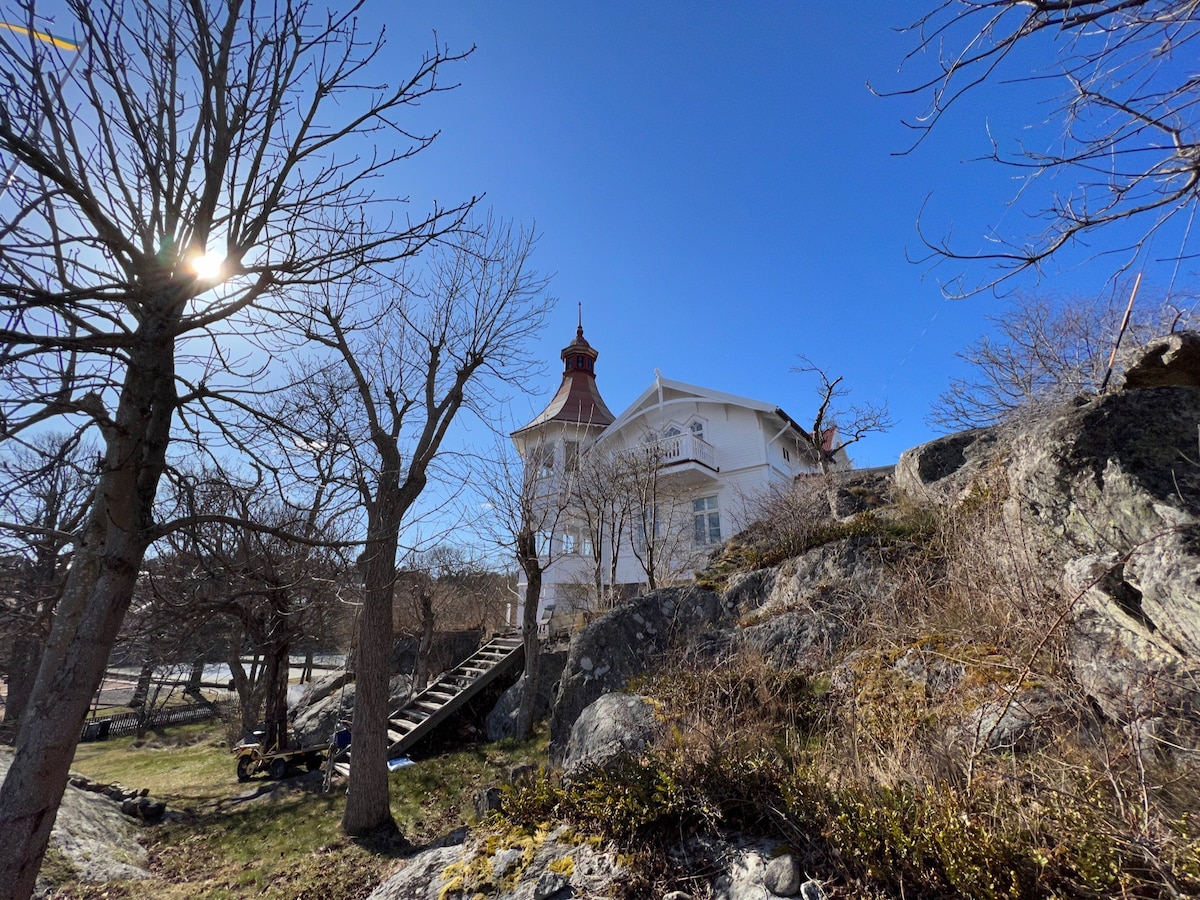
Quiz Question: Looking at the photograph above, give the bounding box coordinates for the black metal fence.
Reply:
[80,700,236,742]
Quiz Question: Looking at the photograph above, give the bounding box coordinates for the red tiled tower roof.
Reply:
[514,323,615,434]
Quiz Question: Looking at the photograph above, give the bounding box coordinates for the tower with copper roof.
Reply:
[509,314,614,629]
[511,315,615,454]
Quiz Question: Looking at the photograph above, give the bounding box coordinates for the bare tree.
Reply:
[883,2,1200,293]
[477,431,574,741]
[792,357,894,474]
[0,435,93,736]
[393,546,498,694]
[0,1,470,891]
[929,291,1197,431]
[141,470,351,751]
[289,216,551,835]
[572,448,634,610]
[624,439,692,591]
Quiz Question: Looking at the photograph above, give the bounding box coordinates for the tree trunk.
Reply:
[0,327,177,900]
[341,473,402,837]
[262,643,290,752]
[1,631,44,736]
[227,653,265,739]
[514,532,542,741]
[184,659,204,698]
[130,661,154,709]
[0,535,150,898]
[413,592,435,693]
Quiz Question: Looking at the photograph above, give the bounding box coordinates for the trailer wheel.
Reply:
[269,757,287,780]
[236,757,253,782]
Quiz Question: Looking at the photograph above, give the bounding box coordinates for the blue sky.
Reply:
[360,1,1182,467]
[13,1,1182,471]
[355,3,1190,472]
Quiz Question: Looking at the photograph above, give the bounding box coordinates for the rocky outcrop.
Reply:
[1001,385,1200,722]
[729,537,903,671]
[0,751,151,891]
[291,673,412,747]
[561,693,658,776]
[895,426,1000,506]
[827,466,896,519]
[485,650,567,742]
[894,374,1200,734]
[365,824,828,900]
[958,686,1078,753]
[365,825,626,900]
[548,585,729,762]
[1123,331,1200,388]
[66,775,167,823]
[1063,554,1197,722]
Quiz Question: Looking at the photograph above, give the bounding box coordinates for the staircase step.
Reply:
[335,634,523,786]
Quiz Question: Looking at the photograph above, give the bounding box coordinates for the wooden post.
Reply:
[1099,273,1143,394]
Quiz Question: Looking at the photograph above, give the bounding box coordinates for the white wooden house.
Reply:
[511,323,847,628]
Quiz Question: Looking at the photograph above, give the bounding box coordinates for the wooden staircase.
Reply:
[327,632,524,781]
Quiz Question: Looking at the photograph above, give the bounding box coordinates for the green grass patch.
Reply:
[71,724,233,809]
[53,721,550,899]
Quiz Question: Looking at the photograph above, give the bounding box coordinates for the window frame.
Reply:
[693,494,721,546]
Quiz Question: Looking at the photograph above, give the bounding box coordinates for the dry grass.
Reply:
[54,722,551,899]
[510,474,1200,897]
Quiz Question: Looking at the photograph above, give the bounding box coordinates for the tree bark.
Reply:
[1,631,45,735]
[184,660,204,698]
[0,325,177,900]
[340,469,402,836]
[513,531,542,741]
[262,642,290,752]
[227,652,265,739]
[130,661,154,709]
[413,590,435,693]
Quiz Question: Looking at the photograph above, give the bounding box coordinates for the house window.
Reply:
[564,440,579,472]
[689,420,705,442]
[782,446,791,462]
[534,444,555,478]
[561,529,590,556]
[633,506,659,552]
[693,495,721,546]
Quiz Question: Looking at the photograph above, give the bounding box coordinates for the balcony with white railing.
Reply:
[652,432,717,469]
[617,432,719,485]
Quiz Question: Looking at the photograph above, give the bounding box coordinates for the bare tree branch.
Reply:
[877,1,1200,293]
[0,1,475,891]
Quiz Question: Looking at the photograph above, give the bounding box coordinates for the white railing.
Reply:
[639,433,717,469]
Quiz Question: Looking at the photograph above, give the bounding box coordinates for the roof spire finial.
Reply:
[576,301,583,339]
